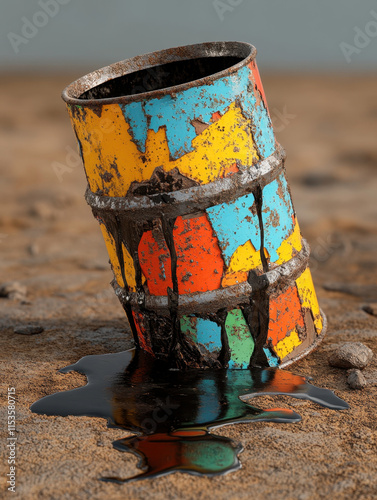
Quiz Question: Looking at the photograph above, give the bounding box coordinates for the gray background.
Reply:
[1,0,377,72]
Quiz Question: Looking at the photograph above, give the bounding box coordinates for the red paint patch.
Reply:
[267,285,305,346]
[248,60,269,112]
[132,311,154,355]
[138,228,173,296]
[174,214,224,294]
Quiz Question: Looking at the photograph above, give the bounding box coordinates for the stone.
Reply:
[29,201,57,221]
[347,369,367,390]
[28,243,40,256]
[14,325,44,335]
[363,303,377,317]
[328,342,373,370]
[323,283,377,301]
[0,281,27,301]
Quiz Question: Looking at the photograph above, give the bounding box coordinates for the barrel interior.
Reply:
[79,56,243,100]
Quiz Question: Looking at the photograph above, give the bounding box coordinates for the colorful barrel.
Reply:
[62,41,326,369]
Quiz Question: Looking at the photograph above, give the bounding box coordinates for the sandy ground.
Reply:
[0,72,377,500]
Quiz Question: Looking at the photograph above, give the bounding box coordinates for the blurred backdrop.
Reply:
[0,0,376,323]
[1,0,377,71]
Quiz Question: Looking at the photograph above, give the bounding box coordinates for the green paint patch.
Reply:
[180,315,198,342]
[225,309,254,369]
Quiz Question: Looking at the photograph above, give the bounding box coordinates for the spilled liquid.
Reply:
[31,349,348,483]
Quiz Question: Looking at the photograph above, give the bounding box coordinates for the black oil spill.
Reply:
[31,349,349,483]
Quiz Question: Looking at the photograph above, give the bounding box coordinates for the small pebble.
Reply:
[14,325,44,335]
[80,261,108,271]
[0,282,27,301]
[28,243,40,256]
[347,369,367,390]
[29,201,57,221]
[363,303,377,317]
[328,342,373,370]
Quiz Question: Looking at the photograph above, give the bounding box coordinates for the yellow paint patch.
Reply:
[296,268,323,334]
[99,223,137,290]
[68,102,259,196]
[276,220,302,264]
[175,103,259,184]
[274,329,302,360]
[221,241,268,288]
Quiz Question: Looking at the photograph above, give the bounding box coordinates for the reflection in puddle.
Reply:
[31,349,348,482]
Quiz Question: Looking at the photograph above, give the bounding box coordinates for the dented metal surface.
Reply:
[63,41,326,369]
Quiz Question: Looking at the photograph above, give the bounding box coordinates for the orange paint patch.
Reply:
[138,228,173,296]
[221,271,248,288]
[267,285,305,346]
[222,162,239,178]
[132,311,154,355]
[174,214,224,294]
[211,111,222,122]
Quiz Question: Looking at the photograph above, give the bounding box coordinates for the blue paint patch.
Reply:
[241,82,275,159]
[263,347,280,367]
[206,193,260,266]
[195,318,222,352]
[180,315,222,353]
[120,65,275,160]
[252,101,275,158]
[262,174,295,262]
[120,101,148,153]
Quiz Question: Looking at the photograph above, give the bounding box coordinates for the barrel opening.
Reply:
[79,56,243,100]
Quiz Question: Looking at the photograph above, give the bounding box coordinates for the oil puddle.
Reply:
[31,349,348,483]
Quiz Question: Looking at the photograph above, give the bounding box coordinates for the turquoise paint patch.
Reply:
[225,309,254,369]
[120,65,275,160]
[196,318,222,352]
[241,82,275,159]
[252,101,275,158]
[262,174,295,262]
[120,101,148,153]
[263,348,280,367]
[206,193,260,266]
[180,315,222,353]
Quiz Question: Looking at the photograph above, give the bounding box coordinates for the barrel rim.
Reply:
[62,41,257,107]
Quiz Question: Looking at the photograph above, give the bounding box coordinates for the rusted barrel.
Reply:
[63,41,326,369]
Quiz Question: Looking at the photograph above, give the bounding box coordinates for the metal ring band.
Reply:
[113,238,310,316]
[86,145,286,221]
